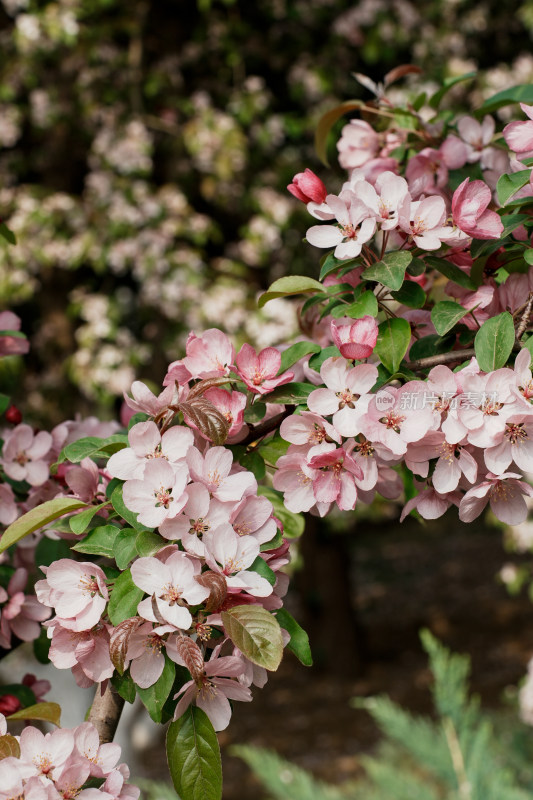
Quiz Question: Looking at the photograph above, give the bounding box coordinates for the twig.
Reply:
[516,292,533,341]
[238,407,295,446]
[405,349,477,371]
[88,682,125,745]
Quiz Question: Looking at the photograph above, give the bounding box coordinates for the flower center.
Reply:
[207,470,222,487]
[146,633,164,654]
[340,223,357,239]
[78,575,99,596]
[190,517,210,536]
[505,422,528,445]
[355,439,374,457]
[335,388,358,409]
[480,398,503,416]
[147,444,167,460]
[160,584,182,605]
[154,486,173,508]
[379,410,405,432]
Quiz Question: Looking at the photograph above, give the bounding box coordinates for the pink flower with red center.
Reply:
[74,721,121,778]
[235,344,294,396]
[181,329,236,379]
[484,413,533,474]
[131,551,209,629]
[330,316,379,361]
[287,168,327,204]
[204,524,273,597]
[280,410,341,447]
[1,423,52,486]
[306,442,363,511]
[125,622,175,689]
[159,483,230,556]
[122,458,189,528]
[272,450,320,514]
[308,357,378,437]
[337,120,380,170]
[361,383,437,456]
[186,446,257,502]
[504,103,533,155]
[229,495,277,546]
[405,432,477,494]
[405,148,448,198]
[17,726,75,782]
[107,421,193,481]
[511,347,533,408]
[451,178,503,240]
[459,472,533,525]
[306,194,377,260]
[0,567,50,647]
[123,380,175,418]
[457,369,517,448]
[36,560,108,632]
[398,194,451,250]
[65,457,105,503]
[173,653,252,731]
[0,311,29,357]
[46,621,114,687]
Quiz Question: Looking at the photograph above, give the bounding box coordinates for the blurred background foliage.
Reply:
[2,0,533,423]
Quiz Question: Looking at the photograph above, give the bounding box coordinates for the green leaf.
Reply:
[8,702,61,727]
[239,451,266,480]
[114,528,139,569]
[57,434,129,465]
[112,671,137,704]
[0,684,36,708]
[167,706,222,800]
[362,251,412,291]
[278,342,320,374]
[424,256,476,290]
[257,432,290,466]
[258,276,324,308]
[479,83,533,114]
[409,333,456,361]
[0,498,88,554]
[474,311,516,371]
[33,627,51,664]
[221,605,283,671]
[522,336,533,357]
[497,170,532,206]
[262,382,314,404]
[390,281,426,308]
[375,318,411,374]
[431,301,469,335]
[135,530,165,557]
[107,568,144,625]
[275,608,313,666]
[243,402,266,424]
[258,486,304,538]
[330,290,378,319]
[428,71,476,109]
[72,525,120,558]
[314,100,362,165]
[69,503,109,535]
[0,393,10,416]
[35,536,72,570]
[0,222,16,245]
[308,345,341,372]
[249,556,276,586]
[260,530,284,552]
[319,252,360,281]
[111,483,152,532]
[137,655,175,723]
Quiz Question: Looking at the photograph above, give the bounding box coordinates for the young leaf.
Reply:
[72,525,120,558]
[180,398,229,445]
[7,702,61,727]
[319,252,360,281]
[497,170,532,206]
[262,382,314,404]
[474,311,516,371]
[109,617,142,675]
[0,735,20,760]
[330,290,378,319]
[428,71,476,109]
[362,251,412,291]
[107,568,144,625]
[114,528,139,569]
[258,276,324,308]
[166,706,222,800]
[221,605,283,671]
[249,555,276,586]
[375,318,411,374]
[0,498,87,554]
[424,256,476,290]
[431,301,469,335]
[278,342,320,374]
[69,502,108,535]
[137,655,175,723]
[275,608,313,666]
[111,484,152,533]
[314,100,362,165]
[390,281,426,308]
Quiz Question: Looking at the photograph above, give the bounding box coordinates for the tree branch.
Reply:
[88,682,125,745]
[239,407,294,446]
[405,349,476,371]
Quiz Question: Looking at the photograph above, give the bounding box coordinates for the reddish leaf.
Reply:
[7,702,61,727]
[173,636,205,682]
[109,617,142,675]
[180,398,230,445]
[187,377,231,401]
[196,571,227,613]
[384,64,422,86]
[0,734,20,759]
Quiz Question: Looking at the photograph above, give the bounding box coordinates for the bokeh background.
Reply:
[4,1,533,797]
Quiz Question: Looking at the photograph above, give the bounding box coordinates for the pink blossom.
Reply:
[102,766,140,800]
[398,194,451,250]
[229,495,277,546]
[204,524,273,597]
[36,560,108,632]
[203,387,247,441]
[405,433,477,494]
[159,483,230,555]
[46,622,114,686]
[459,472,533,524]
[337,120,380,170]
[272,450,320,514]
[235,344,294,395]
[306,194,376,260]
[173,653,252,731]
[0,483,18,525]
[131,551,209,629]
[122,458,189,527]
[439,135,469,169]
[17,726,75,781]
[1,423,52,486]
[187,446,256,502]
[287,168,327,204]
[330,316,378,361]
[504,103,533,154]
[373,171,410,230]
[361,383,437,456]
[0,568,50,647]
[306,442,363,511]
[181,329,236,379]
[400,487,462,521]
[65,457,105,503]
[125,622,174,689]
[451,178,503,239]
[74,721,121,778]
[307,357,378,437]
[457,369,517,448]
[0,311,29,357]
[455,115,495,163]
[107,421,193,480]
[280,410,341,447]
[484,414,533,474]
[405,148,447,198]
[123,381,175,418]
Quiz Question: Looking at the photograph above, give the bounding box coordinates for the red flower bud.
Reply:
[0,694,21,715]
[287,168,327,204]
[5,405,22,425]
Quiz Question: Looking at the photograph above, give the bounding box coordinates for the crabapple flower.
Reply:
[287,168,327,204]
[204,524,273,597]
[0,311,29,357]
[307,357,378,437]
[484,414,533,474]
[400,487,462,521]
[306,442,363,511]
[123,380,175,417]
[173,653,252,731]
[46,622,114,686]
[504,103,533,154]
[337,119,380,169]
[131,551,210,629]
[17,726,74,781]
[36,560,108,632]
[272,450,320,513]
[125,622,175,689]
[459,472,533,525]
[0,483,18,525]
[405,433,477,494]
[235,344,294,395]
[306,194,376,260]
[280,410,341,447]
[398,194,451,250]
[361,383,437,456]
[451,178,503,239]
[74,721,121,778]
[0,567,50,647]
[203,387,247,441]
[187,446,257,502]
[182,329,236,379]
[107,421,193,480]
[1,423,52,486]
[159,483,230,555]
[330,316,378,361]
[122,458,189,527]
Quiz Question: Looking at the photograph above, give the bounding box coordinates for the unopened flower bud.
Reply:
[5,405,22,425]
[0,694,21,715]
[287,169,327,204]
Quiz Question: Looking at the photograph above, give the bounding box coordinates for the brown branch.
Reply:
[88,682,125,745]
[405,349,476,371]
[516,292,533,341]
[239,407,294,446]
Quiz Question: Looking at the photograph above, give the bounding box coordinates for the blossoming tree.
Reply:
[3,72,533,798]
